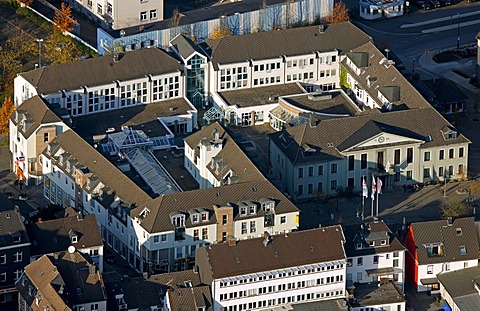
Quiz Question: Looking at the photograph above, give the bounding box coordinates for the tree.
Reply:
[470,181,480,201]
[210,26,232,39]
[442,201,472,219]
[44,31,81,64]
[17,0,33,6]
[0,97,15,136]
[169,7,181,28]
[54,2,76,33]
[324,0,350,24]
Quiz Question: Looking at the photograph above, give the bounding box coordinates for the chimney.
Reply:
[89,264,96,275]
[143,272,149,280]
[227,236,236,246]
[447,217,453,226]
[262,232,271,247]
[319,25,325,33]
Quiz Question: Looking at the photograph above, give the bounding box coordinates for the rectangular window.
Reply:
[424,151,431,161]
[222,215,227,225]
[140,11,147,21]
[318,165,324,175]
[97,3,102,14]
[392,259,398,267]
[449,148,454,159]
[193,229,199,241]
[250,221,256,233]
[202,228,208,240]
[330,180,337,190]
[241,222,247,234]
[308,166,313,177]
[459,147,464,158]
[427,265,433,274]
[317,182,323,193]
[280,216,286,224]
[150,9,157,19]
[43,132,49,143]
[439,166,444,177]
[361,153,367,169]
[448,165,454,176]
[297,184,303,195]
[407,148,413,163]
[348,155,354,171]
[298,168,304,178]
[357,257,363,266]
[439,150,445,160]
[307,183,313,194]
[406,170,412,180]
[373,255,379,264]
[423,168,430,178]
[394,149,400,165]
[331,163,337,173]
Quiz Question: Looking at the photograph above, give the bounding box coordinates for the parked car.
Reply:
[429,0,441,7]
[415,0,432,9]
[466,47,477,56]
[438,0,451,5]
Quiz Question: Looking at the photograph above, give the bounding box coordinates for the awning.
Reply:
[365,267,395,277]
[420,277,438,285]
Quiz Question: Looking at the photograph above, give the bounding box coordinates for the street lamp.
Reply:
[412,58,415,77]
[36,38,44,68]
[456,13,460,49]
[385,48,390,60]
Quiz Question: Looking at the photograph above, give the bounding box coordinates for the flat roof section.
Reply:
[74,98,193,142]
[352,282,405,307]
[218,83,305,108]
[282,91,360,116]
[152,149,199,192]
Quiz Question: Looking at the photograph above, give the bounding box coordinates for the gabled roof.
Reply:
[44,130,151,208]
[20,48,182,94]
[342,221,406,257]
[0,195,30,248]
[269,107,469,165]
[437,266,480,310]
[418,78,468,105]
[197,226,345,279]
[10,96,66,138]
[342,41,430,110]
[185,122,265,184]
[409,217,479,265]
[27,213,103,256]
[206,22,371,68]
[132,179,299,233]
[170,34,205,60]
[167,286,213,311]
[346,52,369,68]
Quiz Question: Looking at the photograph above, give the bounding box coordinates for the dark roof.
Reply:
[218,83,305,108]
[0,195,30,248]
[184,122,265,183]
[410,217,479,265]
[419,78,468,105]
[110,276,164,310]
[170,34,205,59]
[342,41,431,110]
[206,22,371,68]
[346,52,369,68]
[45,130,151,208]
[73,98,194,142]
[149,270,202,289]
[269,107,469,165]
[10,96,65,138]
[197,226,345,279]
[437,266,480,300]
[19,251,106,310]
[281,91,359,116]
[352,282,405,307]
[27,213,103,256]
[20,48,182,94]
[167,285,213,311]
[132,179,299,233]
[343,221,406,258]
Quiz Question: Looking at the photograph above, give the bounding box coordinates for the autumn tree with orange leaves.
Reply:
[324,0,350,24]
[0,97,15,136]
[17,0,33,6]
[54,2,76,32]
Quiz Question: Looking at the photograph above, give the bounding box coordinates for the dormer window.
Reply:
[192,214,199,223]
[86,179,91,190]
[172,214,185,228]
[425,244,443,257]
[381,240,386,245]
[201,212,208,221]
[66,161,71,172]
[240,207,247,216]
[140,208,150,219]
[456,228,462,236]
[71,236,78,244]
[69,229,78,244]
[356,243,363,249]
[249,205,256,214]
[369,241,375,247]
[459,245,467,255]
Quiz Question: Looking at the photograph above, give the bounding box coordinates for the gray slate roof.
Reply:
[0,195,29,248]
[20,48,182,94]
[27,213,103,256]
[437,266,480,311]
[170,34,205,60]
[196,225,345,279]
[410,217,479,265]
[418,78,468,105]
[45,130,151,208]
[132,179,299,233]
[269,107,469,165]
[10,96,65,138]
[206,22,371,68]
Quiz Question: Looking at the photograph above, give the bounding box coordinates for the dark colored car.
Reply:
[429,0,441,7]
[416,0,432,9]
[466,47,477,56]
[438,0,451,5]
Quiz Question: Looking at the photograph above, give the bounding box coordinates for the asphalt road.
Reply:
[350,2,480,69]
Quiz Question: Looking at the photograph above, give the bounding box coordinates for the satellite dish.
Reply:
[68,246,76,254]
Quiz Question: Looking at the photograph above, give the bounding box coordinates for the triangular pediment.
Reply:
[343,132,425,152]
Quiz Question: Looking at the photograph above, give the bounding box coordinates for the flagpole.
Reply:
[376,179,379,217]
[362,175,365,221]
[371,175,374,219]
